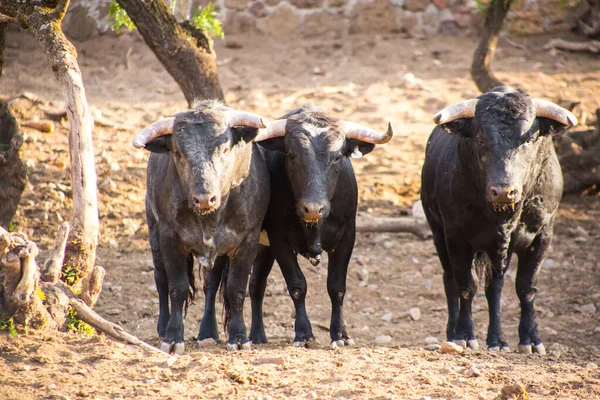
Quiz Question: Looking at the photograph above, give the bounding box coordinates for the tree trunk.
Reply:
[116,0,224,106]
[0,0,100,303]
[0,101,26,228]
[356,216,431,239]
[0,22,6,78]
[471,0,512,93]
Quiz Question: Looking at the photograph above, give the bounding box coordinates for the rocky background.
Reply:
[64,0,581,41]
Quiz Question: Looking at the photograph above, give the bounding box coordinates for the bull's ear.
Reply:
[231,127,259,145]
[440,118,473,138]
[257,137,285,153]
[538,117,570,136]
[345,139,375,158]
[144,135,173,153]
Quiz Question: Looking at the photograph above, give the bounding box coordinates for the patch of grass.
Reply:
[0,316,18,337]
[8,221,17,232]
[61,265,78,286]
[66,307,95,336]
[192,3,224,39]
[108,1,135,34]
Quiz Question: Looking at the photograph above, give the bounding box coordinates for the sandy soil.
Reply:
[1,27,599,399]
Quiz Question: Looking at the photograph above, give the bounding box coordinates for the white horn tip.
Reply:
[132,138,145,149]
[567,114,577,127]
[433,112,443,124]
[258,117,267,129]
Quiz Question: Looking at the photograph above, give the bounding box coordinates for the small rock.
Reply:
[549,343,566,358]
[306,391,318,400]
[165,356,177,368]
[312,67,324,75]
[383,241,394,249]
[375,335,393,344]
[148,283,157,292]
[425,344,441,351]
[499,383,528,400]
[574,225,589,237]
[441,341,464,354]
[381,312,393,323]
[542,258,556,269]
[408,307,421,321]
[425,336,438,345]
[464,365,481,377]
[543,327,558,336]
[580,303,597,313]
[17,364,31,371]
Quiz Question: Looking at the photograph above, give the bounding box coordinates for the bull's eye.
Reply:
[526,136,536,144]
[334,154,342,163]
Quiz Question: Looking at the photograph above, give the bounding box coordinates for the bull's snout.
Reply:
[488,186,519,203]
[297,200,329,223]
[192,192,220,213]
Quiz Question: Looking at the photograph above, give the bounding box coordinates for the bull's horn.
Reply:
[226,110,268,129]
[132,117,175,149]
[254,119,287,142]
[344,121,394,144]
[534,99,577,127]
[433,99,478,124]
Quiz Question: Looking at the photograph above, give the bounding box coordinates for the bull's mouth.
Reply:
[194,207,217,216]
[491,201,517,213]
[302,216,322,225]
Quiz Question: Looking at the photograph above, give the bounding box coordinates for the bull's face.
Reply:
[261,112,376,224]
[138,104,265,216]
[438,88,573,213]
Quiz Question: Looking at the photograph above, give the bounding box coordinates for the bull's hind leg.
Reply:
[431,228,459,343]
[197,256,228,343]
[271,238,315,347]
[446,239,479,350]
[515,231,551,355]
[147,211,170,339]
[249,246,275,344]
[326,228,355,348]
[484,253,511,351]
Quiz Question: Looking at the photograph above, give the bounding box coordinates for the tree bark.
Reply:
[116,0,224,106]
[0,22,6,79]
[0,0,100,302]
[356,216,431,239]
[471,0,512,93]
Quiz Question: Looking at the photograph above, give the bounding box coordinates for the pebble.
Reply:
[165,356,177,368]
[542,258,556,269]
[424,336,438,345]
[440,342,464,354]
[17,365,31,371]
[306,391,318,399]
[543,327,558,335]
[425,344,441,351]
[580,303,597,313]
[375,335,393,344]
[381,312,393,323]
[549,343,566,358]
[383,241,394,249]
[464,365,481,377]
[408,307,421,321]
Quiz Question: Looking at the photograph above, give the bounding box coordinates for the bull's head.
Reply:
[133,101,269,215]
[257,107,393,224]
[433,87,576,213]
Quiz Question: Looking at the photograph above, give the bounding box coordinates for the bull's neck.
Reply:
[229,142,254,191]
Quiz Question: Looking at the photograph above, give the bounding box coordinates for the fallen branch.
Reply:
[544,38,600,53]
[356,216,431,239]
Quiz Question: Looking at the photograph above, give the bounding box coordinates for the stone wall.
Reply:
[62,0,580,40]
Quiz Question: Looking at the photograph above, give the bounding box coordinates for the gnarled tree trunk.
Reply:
[471,0,512,93]
[0,101,26,228]
[116,0,224,106]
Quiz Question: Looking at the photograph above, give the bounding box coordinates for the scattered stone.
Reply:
[498,383,528,400]
[542,258,556,269]
[165,356,177,368]
[17,364,31,371]
[408,307,421,321]
[312,67,324,75]
[425,344,441,351]
[543,327,558,336]
[549,343,566,358]
[375,335,393,344]
[440,341,464,354]
[464,365,481,377]
[424,336,438,345]
[383,241,394,249]
[381,312,393,323]
[580,303,597,313]
[574,225,589,237]
[306,391,318,400]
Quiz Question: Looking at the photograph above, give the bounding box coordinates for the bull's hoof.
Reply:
[467,340,479,350]
[227,341,252,351]
[519,343,545,355]
[161,341,185,355]
[518,344,533,354]
[331,338,355,348]
[454,340,467,349]
[534,344,546,355]
[292,338,316,348]
[488,345,511,352]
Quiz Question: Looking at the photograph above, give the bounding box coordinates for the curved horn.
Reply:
[344,121,394,144]
[433,99,478,125]
[132,117,175,149]
[226,110,268,129]
[534,99,577,127]
[254,119,287,142]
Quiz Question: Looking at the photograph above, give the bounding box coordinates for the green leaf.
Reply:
[192,3,224,39]
[108,1,136,34]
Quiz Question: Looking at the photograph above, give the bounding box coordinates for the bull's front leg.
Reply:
[515,230,552,355]
[249,245,275,345]
[447,239,479,350]
[326,228,355,348]
[197,255,228,343]
[484,253,511,351]
[159,234,191,355]
[224,236,260,351]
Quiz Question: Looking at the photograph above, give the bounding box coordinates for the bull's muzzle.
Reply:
[192,192,220,215]
[297,199,329,224]
[488,185,520,212]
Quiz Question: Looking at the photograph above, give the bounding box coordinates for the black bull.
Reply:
[134,101,273,353]
[421,87,577,354]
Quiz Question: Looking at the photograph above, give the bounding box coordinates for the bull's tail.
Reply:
[220,260,231,333]
[184,253,196,316]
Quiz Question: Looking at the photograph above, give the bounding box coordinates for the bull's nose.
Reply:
[489,186,519,203]
[192,192,219,211]
[298,200,329,223]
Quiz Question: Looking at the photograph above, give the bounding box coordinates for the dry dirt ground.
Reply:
[1,27,600,399]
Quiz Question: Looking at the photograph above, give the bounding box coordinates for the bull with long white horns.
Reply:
[244,104,394,348]
[133,100,273,354]
[421,86,577,354]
